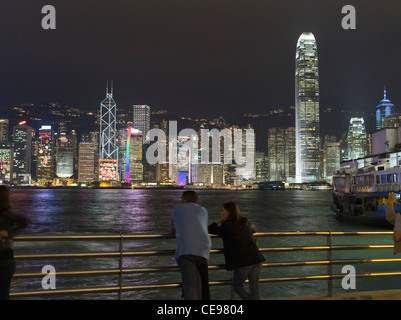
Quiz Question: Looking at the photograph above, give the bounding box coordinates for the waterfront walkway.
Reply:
[273,289,401,300]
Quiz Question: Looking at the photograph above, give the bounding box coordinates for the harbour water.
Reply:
[8,188,400,299]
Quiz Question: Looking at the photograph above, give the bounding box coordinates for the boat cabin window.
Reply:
[387,174,393,183]
[376,175,380,184]
[363,175,368,186]
[394,173,400,183]
[381,175,386,184]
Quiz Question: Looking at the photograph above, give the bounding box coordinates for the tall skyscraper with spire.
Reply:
[295,32,320,183]
[99,81,118,161]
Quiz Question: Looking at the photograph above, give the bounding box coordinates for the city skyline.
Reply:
[0,1,400,125]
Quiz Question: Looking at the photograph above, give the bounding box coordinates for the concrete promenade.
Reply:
[271,289,401,300]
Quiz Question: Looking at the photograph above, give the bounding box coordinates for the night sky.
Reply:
[1,0,400,126]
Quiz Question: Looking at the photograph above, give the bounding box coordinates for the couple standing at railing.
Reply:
[170,190,265,300]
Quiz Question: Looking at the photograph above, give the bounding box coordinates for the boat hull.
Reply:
[331,205,393,229]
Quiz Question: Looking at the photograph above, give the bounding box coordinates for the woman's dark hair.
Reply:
[223,202,248,228]
[0,185,12,212]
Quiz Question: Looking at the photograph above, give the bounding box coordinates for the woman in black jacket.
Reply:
[0,185,28,300]
[208,202,264,300]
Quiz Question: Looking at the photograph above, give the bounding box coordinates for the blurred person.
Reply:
[386,192,401,254]
[0,185,28,300]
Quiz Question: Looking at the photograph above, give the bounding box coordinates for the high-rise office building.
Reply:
[323,135,341,180]
[197,164,224,186]
[255,152,268,182]
[37,125,55,183]
[376,88,395,130]
[169,135,198,186]
[235,128,255,182]
[67,130,78,176]
[0,119,9,143]
[56,147,74,179]
[133,105,150,140]
[78,142,95,183]
[347,117,367,160]
[100,81,118,162]
[268,127,295,182]
[11,122,33,185]
[268,128,285,181]
[116,128,129,182]
[127,127,143,183]
[0,143,11,183]
[295,32,320,183]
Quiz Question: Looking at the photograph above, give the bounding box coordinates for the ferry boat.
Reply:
[332,165,398,228]
[331,127,401,229]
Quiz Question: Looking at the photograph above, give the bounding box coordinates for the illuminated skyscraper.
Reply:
[0,143,11,183]
[127,127,143,183]
[0,119,9,143]
[295,32,320,182]
[37,125,55,183]
[268,127,285,181]
[323,136,340,180]
[133,105,150,141]
[78,142,95,183]
[267,127,295,182]
[11,122,33,185]
[235,128,255,182]
[99,81,118,162]
[376,87,394,130]
[169,135,198,186]
[347,117,367,160]
[56,147,74,179]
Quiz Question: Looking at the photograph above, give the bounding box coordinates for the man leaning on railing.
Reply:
[385,193,401,254]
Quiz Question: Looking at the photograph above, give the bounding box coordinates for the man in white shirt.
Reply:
[170,191,211,300]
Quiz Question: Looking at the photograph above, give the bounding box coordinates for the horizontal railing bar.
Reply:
[12,231,394,242]
[13,249,223,260]
[14,269,121,278]
[14,244,395,260]
[13,264,227,279]
[14,256,401,279]
[12,234,220,242]
[11,270,401,298]
[10,286,122,297]
[255,231,394,237]
[259,244,394,252]
[263,257,401,267]
[14,251,121,260]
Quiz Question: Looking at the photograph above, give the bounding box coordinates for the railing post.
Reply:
[327,231,333,297]
[118,234,123,300]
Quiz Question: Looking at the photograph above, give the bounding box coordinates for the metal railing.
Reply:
[9,231,399,299]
